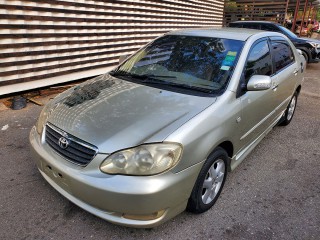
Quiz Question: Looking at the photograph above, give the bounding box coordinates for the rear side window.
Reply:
[260,24,280,32]
[242,23,260,30]
[229,23,243,28]
[271,40,295,72]
[244,39,273,83]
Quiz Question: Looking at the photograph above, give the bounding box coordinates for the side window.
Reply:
[229,23,243,28]
[271,40,295,72]
[243,23,260,30]
[244,40,273,84]
[260,24,280,32]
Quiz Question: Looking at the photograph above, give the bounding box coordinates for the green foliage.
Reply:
[225,0,237,11]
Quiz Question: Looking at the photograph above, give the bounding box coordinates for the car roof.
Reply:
[166,27,266,41]
[231,21,281,26]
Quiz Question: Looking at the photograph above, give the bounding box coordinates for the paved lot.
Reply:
[1,61,319,240]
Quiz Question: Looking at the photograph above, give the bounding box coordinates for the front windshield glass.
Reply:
[110,35,244,96]
[279,26,298,39]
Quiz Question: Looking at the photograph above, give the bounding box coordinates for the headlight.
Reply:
[36,107,50,134]
[35,101,59,134]
[100,143,183,176]
[308,42,320,48]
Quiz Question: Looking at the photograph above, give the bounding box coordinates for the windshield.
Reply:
[279,26,298,39]
[110,35,244,96]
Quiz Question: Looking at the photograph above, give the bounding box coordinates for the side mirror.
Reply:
[247,75,272,91]
[119,54,129,64]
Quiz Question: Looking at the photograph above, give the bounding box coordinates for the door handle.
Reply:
[272,81,278,90]
[293,69,299,75]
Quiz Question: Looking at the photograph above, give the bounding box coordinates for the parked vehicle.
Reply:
[296,23,310,37]
[229,21,320,63]
[310,20,319,32]
[313,21,320,33]
[30,28,304,228]
[294,20,313,37]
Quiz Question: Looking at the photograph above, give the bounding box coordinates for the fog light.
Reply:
[122,210,165,221]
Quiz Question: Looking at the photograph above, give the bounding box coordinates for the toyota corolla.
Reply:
[30,28,304,228]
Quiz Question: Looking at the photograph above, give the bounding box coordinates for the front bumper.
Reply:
[29,126,203,228]
[310,47,320,63]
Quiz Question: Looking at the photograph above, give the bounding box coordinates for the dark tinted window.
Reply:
[271,40,294,72]
[244,40,273,83]
[278,26,298,39]
[242,23,260,30]
[260,24,280,32]
[229,23,243,28]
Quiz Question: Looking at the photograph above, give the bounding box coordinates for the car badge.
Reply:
[58,137,70,149]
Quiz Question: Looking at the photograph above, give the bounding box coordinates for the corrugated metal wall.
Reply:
[0,0,224,95]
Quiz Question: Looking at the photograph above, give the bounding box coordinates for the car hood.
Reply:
[294,37,320,45]
[47,74,216,153]
[300,37,320,44]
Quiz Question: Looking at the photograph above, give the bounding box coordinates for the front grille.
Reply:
[45,123,98,166]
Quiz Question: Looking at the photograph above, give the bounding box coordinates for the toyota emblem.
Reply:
[58,137,69,149]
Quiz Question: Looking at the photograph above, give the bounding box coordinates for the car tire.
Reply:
[301,51,309,63]
[186,147,228,213]
[279,91,298,126]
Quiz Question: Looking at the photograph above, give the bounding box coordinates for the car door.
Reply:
[238,38,277,148]
[269,37,300,121]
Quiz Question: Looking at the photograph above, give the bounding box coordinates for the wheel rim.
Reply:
[287,96,296,121]
[201,159,225,204]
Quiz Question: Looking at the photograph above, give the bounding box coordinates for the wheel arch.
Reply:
[296,85,302,96]
[217,141,234,172]
[298,47,311,63]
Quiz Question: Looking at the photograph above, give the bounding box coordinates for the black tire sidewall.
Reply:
[302,51,309,63]
[187,147,228,213]
[280,92,298,126]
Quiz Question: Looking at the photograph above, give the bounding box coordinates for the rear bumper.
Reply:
[29,126,203,228]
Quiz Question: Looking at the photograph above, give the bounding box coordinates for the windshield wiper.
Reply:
[110,71,146,79]
[142,79,213,93]
[169,82,214,93]
[111,71,212,93]
[143,74,176,79]
[110,71,175,80]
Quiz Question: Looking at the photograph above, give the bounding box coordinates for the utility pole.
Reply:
[299,0,309,37]
[292,0,301,32]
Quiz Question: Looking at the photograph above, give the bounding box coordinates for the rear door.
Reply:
[269,37,299,120]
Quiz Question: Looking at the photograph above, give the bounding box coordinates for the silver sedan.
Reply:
[30,28,304,228]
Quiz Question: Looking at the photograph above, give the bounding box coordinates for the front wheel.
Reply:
[187,147,228,213]
[301,51,309,63]
[279,92,298,126]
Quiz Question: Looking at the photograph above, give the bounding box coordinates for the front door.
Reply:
[238,39,277,149]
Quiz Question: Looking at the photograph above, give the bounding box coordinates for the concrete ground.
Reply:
[0,56,319,240]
